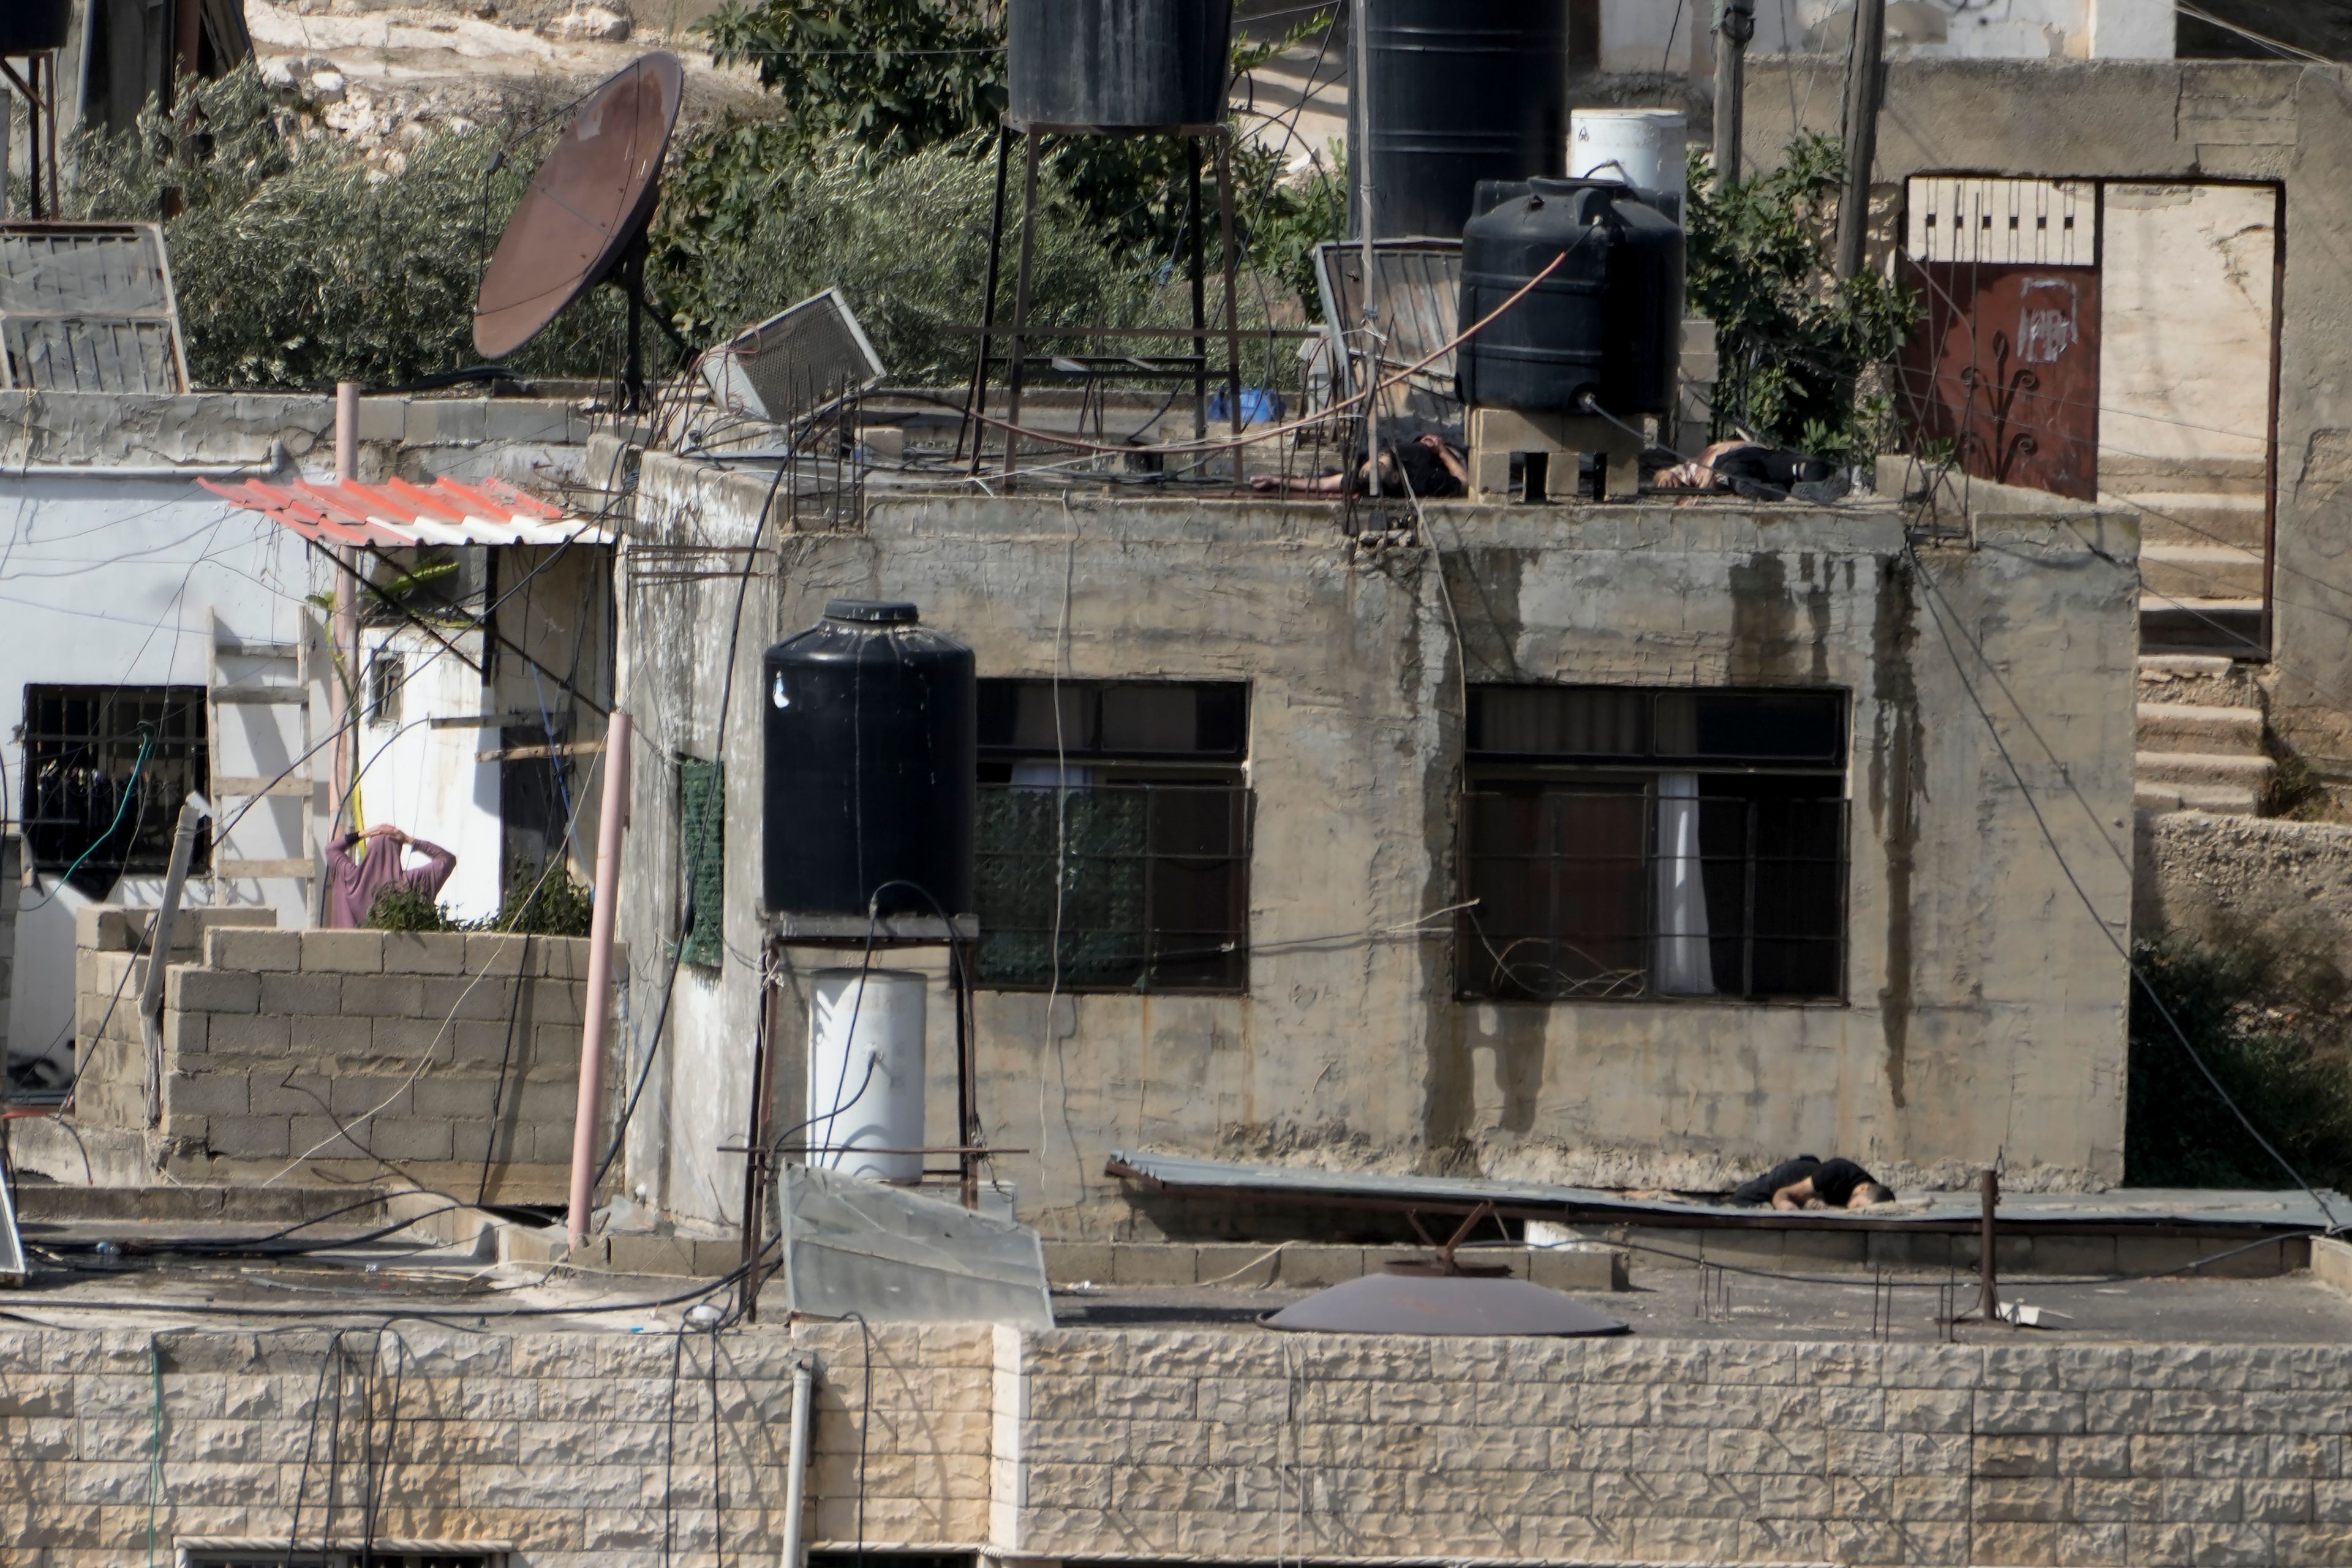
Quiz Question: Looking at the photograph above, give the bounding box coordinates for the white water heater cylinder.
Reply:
[807,968,927,1185]
[1570,108,1689,224]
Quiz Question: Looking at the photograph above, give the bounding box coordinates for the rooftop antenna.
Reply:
[474,51,687,411]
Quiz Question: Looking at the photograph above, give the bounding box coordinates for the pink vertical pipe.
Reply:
[330,384,361,843]
[568,710,633,1248]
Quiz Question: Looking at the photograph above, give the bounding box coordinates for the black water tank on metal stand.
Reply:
[1353,0,1569,241]
[763,601,976,919]
[0,0,72,51]
[1457,177,1684,417]
[1009,0,1235,129]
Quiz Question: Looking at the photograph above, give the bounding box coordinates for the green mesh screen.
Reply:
[679,757,725,969]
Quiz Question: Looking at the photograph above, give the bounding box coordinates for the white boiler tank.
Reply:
[807,968,927,1185]
[1570,108,1689,224]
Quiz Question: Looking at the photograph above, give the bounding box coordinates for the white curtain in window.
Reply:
[1653,772,1714,994]
[1009,762,1095,790]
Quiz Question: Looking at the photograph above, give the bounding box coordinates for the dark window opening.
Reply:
[366,650,404,727]
[179,1550,504,1568]
[679,756,725,970]
[20,684,208,897]
[1459,686,1848,1004]
[974,679,1250,994]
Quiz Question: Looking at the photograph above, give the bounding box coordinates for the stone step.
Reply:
[2099,490,2267,550]
[2135,780,2265,816]
[2136,655,2267,715]
[2135,701,2265,752]
[2140,597,2265,658]
[2136,748,2277,788]
[2097,454,2269,500]
[2141,544,2267,602]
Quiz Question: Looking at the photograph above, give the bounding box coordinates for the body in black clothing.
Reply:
[1728,1155,1820,1206]
[1808,1157,1878,1208]
[1352,440,1465,499]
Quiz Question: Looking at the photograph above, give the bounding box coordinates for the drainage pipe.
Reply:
[777,1359,814,1568]
[567,708,633,1249]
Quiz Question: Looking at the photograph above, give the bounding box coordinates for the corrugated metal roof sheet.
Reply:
[196,475,614,549]
[0,222,190,393]
[1314,239,1464,439]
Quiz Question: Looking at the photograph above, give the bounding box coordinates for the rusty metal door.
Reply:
[1898,178,2101,502]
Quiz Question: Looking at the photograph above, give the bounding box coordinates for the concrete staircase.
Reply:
[2135,654,2273,815]
[2103,458,2268,657]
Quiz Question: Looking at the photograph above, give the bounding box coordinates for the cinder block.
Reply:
[1191,1242,1281,1287]
[420,976,523,1023]
[450,1120,501,1163]
[246,1072,332,1115]
[288,1115,369,1160]
[355,396,404,441]
[206,1115,291,1158]
[453,1020,521,1062]
[205,927,299,973]
[1109,1243,1198,1286]
[287,1014,354,1055]
[368,1118,453,1161]
[372,1016,452,1060]
[527,980,588,1025]
[465,933,533,976]
[165,968,260,1014]
[341,974,425,1017]
[1274,1245,1366,1287]
[258,971,344,1016]
[529,1020,584,1065]
[205,1012,293,1056]
[518,1080,579,1121]
[165,1072,247,1117]
[165,1011,209,1056]
[1529,1244,1628,1292]
[485,400,575,442]
[302,930,384,973]
[1044,1242,1120,1286]
[381,932,469,975]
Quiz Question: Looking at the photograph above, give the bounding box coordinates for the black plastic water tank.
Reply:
[1008,0,1234,130]
[1457,177,1684,418]
[0,0,72,52]
[763,600,976,919]
[1354,0,1568,241]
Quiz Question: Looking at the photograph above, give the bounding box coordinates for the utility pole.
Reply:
[1712,0,1755,187]
[1834,0,1887,280]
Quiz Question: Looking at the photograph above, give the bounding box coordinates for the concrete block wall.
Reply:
[67,922,619,1200]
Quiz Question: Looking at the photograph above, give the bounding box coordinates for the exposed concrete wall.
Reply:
[0,835,16,1072]
[1741,59,2352,772]
[10,1318,2352,1566]
[39,918,614,1199]
[613,456,2139,1235]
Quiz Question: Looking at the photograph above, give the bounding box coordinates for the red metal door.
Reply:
[1899,260,2101,501]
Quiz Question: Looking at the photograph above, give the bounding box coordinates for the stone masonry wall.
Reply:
[6,1319,2352,1566]
[66,923,619,1200]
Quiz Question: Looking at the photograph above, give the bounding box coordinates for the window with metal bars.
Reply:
[973,680,1251,993]
[19,684,208,895]
[177,1550,503,1568]
[1458,686,1849,1003]
[679,756,725,969]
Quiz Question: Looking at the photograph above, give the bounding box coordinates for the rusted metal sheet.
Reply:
[1898,258,2103,502]
[0,222,189,393]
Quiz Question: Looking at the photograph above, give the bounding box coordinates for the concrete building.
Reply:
[599,437,2141,1240]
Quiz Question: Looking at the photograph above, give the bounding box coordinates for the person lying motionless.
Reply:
[1250,433,1468,499]
[1727,1155,1896,1210]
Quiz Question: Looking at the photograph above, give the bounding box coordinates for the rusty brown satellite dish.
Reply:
[473,51,685,360]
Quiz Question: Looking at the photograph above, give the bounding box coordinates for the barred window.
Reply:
[1459,686,1848,1003]
[974,680,1250,993]
[20,684,208,895]
[178,1549,504,1568]
[679,756,725,969]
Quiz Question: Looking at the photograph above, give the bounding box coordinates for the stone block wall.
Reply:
[68,921,618,1200]
[7,1319,2352,1565]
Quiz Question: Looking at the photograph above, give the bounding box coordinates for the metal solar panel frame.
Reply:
[0,221,190,393]
[702,288,888,424]
[1313,238,1464,442]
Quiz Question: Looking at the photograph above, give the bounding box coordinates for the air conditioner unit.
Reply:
[701,288,887,423]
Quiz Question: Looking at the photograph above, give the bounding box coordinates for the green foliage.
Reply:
[364,856,595,937]
[69,66,615,387]
[1684,134,1919,467]
[2125,934,2352,1191]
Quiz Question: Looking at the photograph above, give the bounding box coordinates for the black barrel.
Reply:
[1457,177,1684,418]
[0,0,72,52]
[763,600,976,919]
[1353,0,1569,241]
[1009,0,1235,130]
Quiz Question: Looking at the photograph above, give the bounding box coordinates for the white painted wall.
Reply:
[2100,182,2275,471]
[1625,0,2174,64]
[0,477,318,1071]
[350,624,504,923]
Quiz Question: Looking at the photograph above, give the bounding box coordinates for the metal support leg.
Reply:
[954,939,979,1210]
[1003,128,1044,478]
[962,124,1014,470]
[1215,130,1246,480]
[1189,146,1208,443]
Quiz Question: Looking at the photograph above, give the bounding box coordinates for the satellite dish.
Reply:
[474,51,686,403]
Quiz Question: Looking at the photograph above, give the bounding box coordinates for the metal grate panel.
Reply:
[1314,239,1464,440]
[0,222,190,391]
[1905,177,2097,266]
[703,288,887,422]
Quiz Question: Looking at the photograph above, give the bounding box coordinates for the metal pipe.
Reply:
[1980,1166,2000,1324]
[1834,0,1887,281]
[336,382,360,483]
[567,709,633,1250]
[1712,0,1755,186]
[1353,0,1381,497]
[777,1359,814,1568]
[138,794,214,1126]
